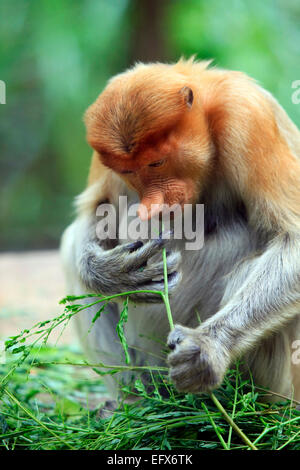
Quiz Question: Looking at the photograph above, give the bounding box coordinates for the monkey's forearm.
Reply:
[204,234,300,357]
[167,234,300,393]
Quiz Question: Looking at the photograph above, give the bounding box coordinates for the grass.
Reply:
[1,348,300,450]
[0,248,300,450]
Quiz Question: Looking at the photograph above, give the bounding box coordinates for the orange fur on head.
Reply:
[85,58,300,228]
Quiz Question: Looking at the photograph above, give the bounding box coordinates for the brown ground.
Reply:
[0,250,74,344]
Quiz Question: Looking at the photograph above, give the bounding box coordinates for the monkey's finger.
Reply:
[145,271,181,292]
[122,240,144,253]
[129,271,180,303]
[121,237,171,270]
[169,365,205,392]
[129,292,164,303]
[98,240,144,262]
[169,348,221,392]
[169,365,217,393]
[168,344,201,366]
[131,270,180,291]
[121,230,173,255]
[144,251,181,280]
[125,259,180,286]
[167,324,190,349]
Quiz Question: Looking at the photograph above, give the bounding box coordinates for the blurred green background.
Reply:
[0,0,299,251]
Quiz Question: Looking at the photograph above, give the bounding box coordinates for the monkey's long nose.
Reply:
[138,190,164,221]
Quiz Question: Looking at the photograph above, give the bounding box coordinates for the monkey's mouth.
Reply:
[138,200,186,221]
[138,178,195,220]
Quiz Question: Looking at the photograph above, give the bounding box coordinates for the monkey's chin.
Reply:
[138,203,165,221]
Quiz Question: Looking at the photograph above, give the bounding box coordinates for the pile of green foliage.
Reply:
[0,269,299,450]
[1,344,300,450]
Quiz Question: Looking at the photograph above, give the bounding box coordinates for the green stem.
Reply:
[162,247,174,330]
[227,364,239,448]
[209,392,258,450]
[161,247,257,451]
[33,361,168,371]
[3,388,75,450]
[202,402,229,450]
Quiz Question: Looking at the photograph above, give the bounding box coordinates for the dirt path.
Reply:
[0,250,74,344]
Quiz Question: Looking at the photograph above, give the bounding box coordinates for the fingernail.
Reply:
[128,240,143,251]
[159,229,173,239]
[168,271,178,281]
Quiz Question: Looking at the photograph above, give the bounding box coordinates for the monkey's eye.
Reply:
[148,159,165,168]
[121,169,134,175]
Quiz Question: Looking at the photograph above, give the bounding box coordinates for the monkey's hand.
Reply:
[167,324,230,393]
[79,238,181,302]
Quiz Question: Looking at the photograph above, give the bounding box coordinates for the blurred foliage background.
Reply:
[0,0,299,251]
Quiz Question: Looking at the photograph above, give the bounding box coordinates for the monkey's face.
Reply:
[101,134,211,220]
[85,65,212,220]
[109,143,200,221]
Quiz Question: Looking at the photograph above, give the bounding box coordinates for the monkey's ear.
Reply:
[180,86,194,109]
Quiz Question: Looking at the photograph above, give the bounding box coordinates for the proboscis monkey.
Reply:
[61,59,300,401]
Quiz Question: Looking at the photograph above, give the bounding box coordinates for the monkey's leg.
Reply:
[61,214,181,398]
[74,298,137,399]
[289,317,300,402]
[242,317,300,402]
[242,329,295,402]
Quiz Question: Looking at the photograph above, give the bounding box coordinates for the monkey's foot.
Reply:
[167,324,229,393]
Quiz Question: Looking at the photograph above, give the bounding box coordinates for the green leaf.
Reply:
[88,303,108,332]
[116,297,130,364]
[11,346,26,354]
[54,397,84,417]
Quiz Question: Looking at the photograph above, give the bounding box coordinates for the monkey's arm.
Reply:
[167,233,300,392]
[65,216,180,302]
[61,162,181,303]
[167,75,300,393]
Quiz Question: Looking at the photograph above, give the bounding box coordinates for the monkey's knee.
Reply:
[290,318,300,402]
[243,332,295,402]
